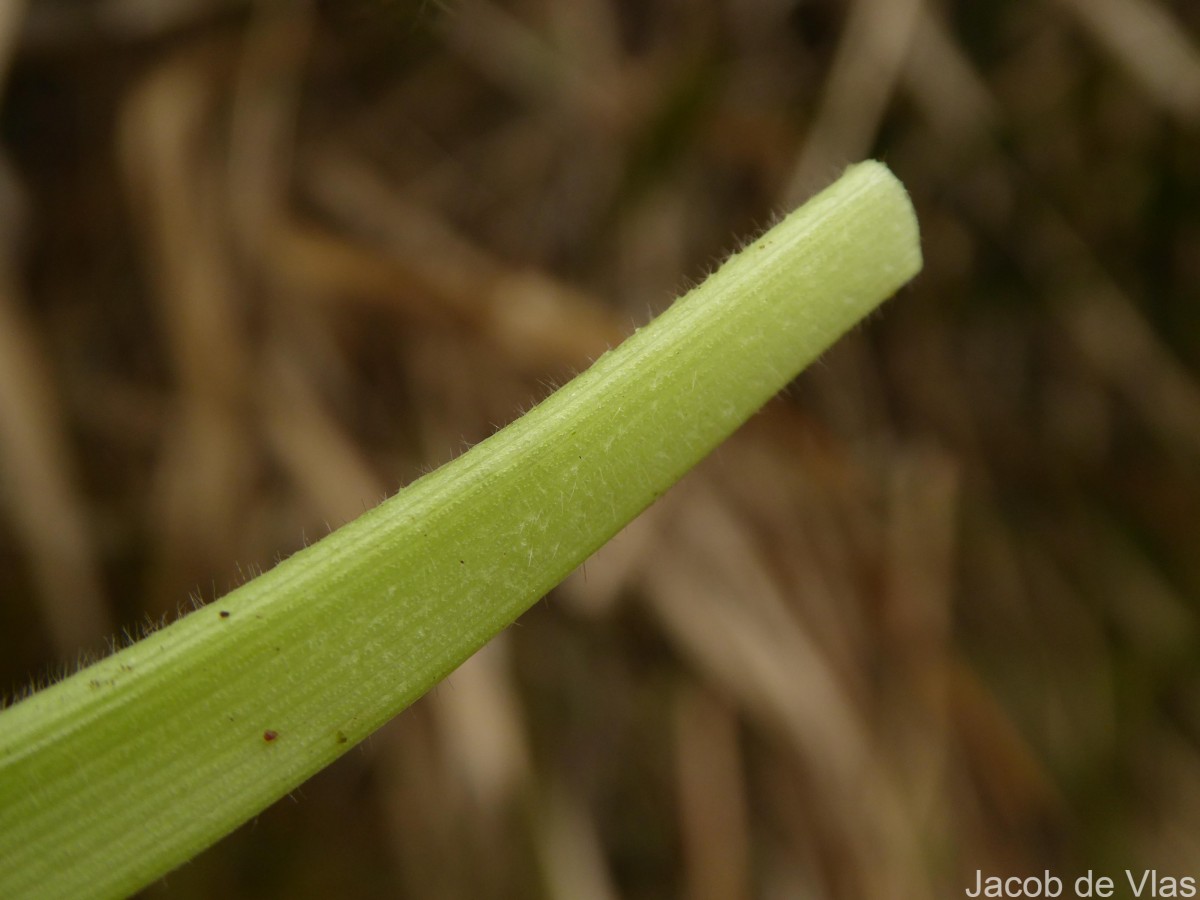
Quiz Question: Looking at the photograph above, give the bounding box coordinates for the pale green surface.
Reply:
[0,160,921,899]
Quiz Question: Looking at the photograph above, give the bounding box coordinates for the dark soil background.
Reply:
[2,0,1200,897]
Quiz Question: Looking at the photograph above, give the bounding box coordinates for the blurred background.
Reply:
[2,0,1199,896]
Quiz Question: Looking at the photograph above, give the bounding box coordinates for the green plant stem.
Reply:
[0,160,920,899]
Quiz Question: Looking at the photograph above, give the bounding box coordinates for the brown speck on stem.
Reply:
[218,610,230,619]
[262,730,278,742]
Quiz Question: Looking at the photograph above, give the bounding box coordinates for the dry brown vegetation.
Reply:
[2,0,1200,897]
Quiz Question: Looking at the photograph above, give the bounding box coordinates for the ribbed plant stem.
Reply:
[0,160,921,899]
